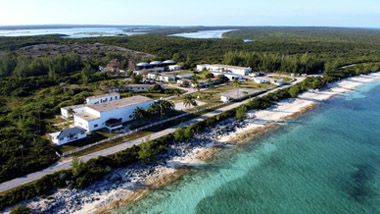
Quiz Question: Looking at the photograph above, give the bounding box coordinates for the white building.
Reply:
[197,64,252,76]
[191,79,217,88]
[169,65,181,71]
[176,73,194,79]
[126,84,154,91]
[147,73,158,80]
[163,60,176,65]
[177,79,189,87]
[74,96,154,132]
[61,104,87,118]
[86,92,120,105]
[133,70,149,76]
[253,77,270,84]
[220,96,230,103]
[150,61,164,67]
[158,73,176,82]
[49,127,87,146]
[212,72,241,81]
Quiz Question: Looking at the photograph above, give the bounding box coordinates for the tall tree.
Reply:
[183,95,198,108]
[133,107,145,124]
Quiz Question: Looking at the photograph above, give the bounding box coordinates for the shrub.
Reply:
[236,105,247,120]
[9,205,31,214]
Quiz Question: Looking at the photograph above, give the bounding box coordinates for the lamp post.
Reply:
[19,144,25,169]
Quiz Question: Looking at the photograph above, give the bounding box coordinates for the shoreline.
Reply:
[219,72,380,143]
[8,72,380,214]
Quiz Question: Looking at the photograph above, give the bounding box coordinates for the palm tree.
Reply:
[183,95,198,108]
[148,103,160,116]
[157,100,175,117]
[67,108,75,118]
[195,84,201,92]
[133,107,145,124]
[191,75,199,89]
[174,89,182,97]
[233,78,241,99]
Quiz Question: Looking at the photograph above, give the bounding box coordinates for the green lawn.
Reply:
[269,76,294,83]
[170,80,274,109]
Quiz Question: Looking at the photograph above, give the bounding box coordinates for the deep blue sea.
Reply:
[114,80,380,214]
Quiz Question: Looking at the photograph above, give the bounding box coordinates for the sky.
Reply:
[0,0,380,28]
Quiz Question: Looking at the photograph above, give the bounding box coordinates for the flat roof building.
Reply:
[74,96,154,131]
[197,64,252,76]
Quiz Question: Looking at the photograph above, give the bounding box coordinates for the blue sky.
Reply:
[1,0,380,27]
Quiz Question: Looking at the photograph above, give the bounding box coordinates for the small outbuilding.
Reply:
[49,127,87,146]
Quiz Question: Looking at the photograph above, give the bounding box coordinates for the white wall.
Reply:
[221,96,230,103]
[169,65,180,71]
[75,100,154,132]
[51,131,87,146]
[86,94,120,105]
[61,106,86,118]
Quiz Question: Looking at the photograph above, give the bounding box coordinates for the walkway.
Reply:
[0,77,304,193]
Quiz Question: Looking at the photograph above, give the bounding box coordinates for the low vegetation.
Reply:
[1,27,380,211]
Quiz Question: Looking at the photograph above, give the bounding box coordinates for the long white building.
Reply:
[86,92,120,105]
[61,93,121,118]
[74,96,154,132]
[197,64,252,76]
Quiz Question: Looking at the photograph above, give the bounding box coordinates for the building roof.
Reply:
[200,64,251,70]
[89,96,153,112]
[137,62,151,67]
[86,92,120,100]
[177,73,194,78]
[62,103,87,111]
[164,60,176,64]
[211,64,251,70]
[211,71,240,77]
[56,126,87,139]
[127,84,154,88]
[75,112,100,121]
[150,61,163,65]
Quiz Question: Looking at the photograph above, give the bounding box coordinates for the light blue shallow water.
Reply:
[170,29,235,38]
[114,80,380,214]
[0,27,147,38]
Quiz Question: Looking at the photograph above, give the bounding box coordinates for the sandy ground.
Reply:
[174,100,206,111]
[219,73,380,143]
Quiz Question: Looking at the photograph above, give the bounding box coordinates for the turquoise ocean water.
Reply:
[114,80,380,214]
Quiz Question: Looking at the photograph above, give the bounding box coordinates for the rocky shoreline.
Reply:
[3,117,251,214]
[4,72,380,214]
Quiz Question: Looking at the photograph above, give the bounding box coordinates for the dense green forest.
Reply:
[1,27,380,184]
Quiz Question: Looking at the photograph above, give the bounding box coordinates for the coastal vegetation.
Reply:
[2,27,380,211]
[1,67,377,211]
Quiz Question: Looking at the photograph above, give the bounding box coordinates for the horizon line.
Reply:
[0,24,379,30]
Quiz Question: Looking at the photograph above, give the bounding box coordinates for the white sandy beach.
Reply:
[219,72,380,143]
[9,72,380,214]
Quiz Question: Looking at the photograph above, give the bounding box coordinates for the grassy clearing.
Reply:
[170,80,273,108]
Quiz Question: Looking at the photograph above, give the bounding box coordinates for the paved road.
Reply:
[0,77,305,193]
